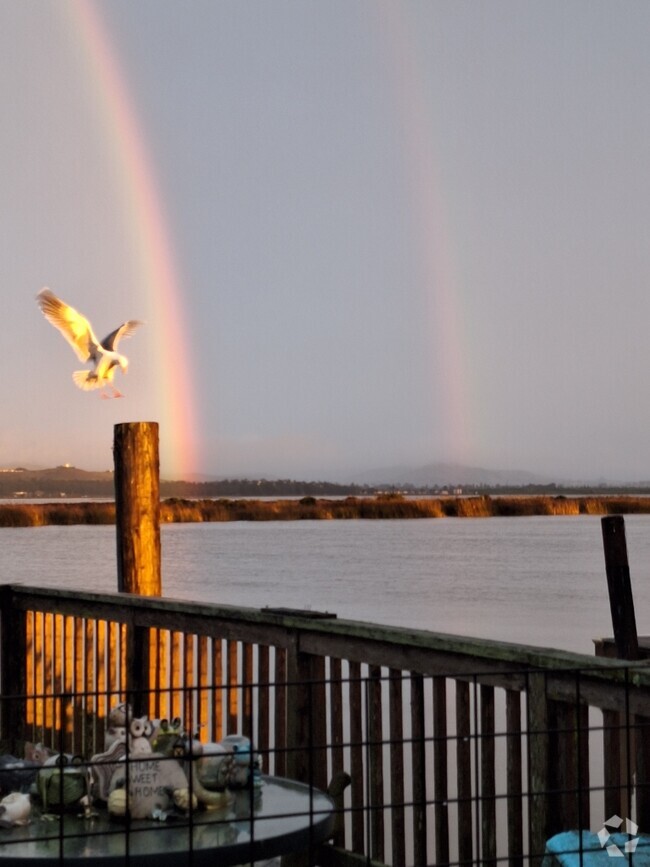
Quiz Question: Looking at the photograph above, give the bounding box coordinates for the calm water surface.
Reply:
[3,515,650,655]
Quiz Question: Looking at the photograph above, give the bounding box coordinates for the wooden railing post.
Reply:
[548,697,590,830]
[125,624,151,718]
[410,672,427,866]
[480,684,496,865]
[0,586,26,747]
[527,672,550,865]
[114,421,161,597]
[529,677,592,861]
[286,637,328,793]
[368,665,384,862]
[506,689,524,866]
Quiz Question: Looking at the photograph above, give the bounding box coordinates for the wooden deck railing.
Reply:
[2,582,650,866]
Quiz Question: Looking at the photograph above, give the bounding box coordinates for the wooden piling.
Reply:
[599,516,650,834]
[114,422,161,596]
[601,515,639,660]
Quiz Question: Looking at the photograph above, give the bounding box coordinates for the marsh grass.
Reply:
[0,502,115,527]
[2,495,650,527]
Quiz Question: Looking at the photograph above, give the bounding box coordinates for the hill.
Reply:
[0,465,113,497]
[349,461,552,487]
[1,462,649,498]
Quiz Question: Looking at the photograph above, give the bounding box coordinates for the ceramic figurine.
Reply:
[108,702,132,727]
[220,735,263,788]
[106,787,128,818]
[151,717,183,756]
[104,726,127,751]
[128,717,154,756]
[104,702,132,751]
[172,731,203,759]
[107,755,196,820]
[188,743,234,809]
[88,739,127,803]
[37,755,90,813]
[0,756,43,796]
[24,743,56,765]
[0,792,31,828]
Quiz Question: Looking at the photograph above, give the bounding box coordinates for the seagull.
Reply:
[36,288,143,398]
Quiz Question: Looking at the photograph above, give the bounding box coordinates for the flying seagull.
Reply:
[36,288,143,398]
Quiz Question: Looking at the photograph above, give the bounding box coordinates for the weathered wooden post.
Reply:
[114,421,161,596]
[113,422,161,715]
[600,515,647,824]
[601,515,639,660]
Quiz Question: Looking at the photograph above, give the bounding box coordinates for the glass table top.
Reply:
[0,775,334,866]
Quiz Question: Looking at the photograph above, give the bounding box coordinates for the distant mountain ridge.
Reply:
[2,461,638,491]
[0,465,115,498]
[0,465,112,481]
[0,461,559,487]
[348,461,553,487]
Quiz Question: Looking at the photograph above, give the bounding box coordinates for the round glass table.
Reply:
[0,776,334,865]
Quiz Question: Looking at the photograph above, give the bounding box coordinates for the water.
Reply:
[1,514,641,859]
[3,515,650,655]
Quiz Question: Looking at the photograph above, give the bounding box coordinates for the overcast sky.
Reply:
[3,1,650,482]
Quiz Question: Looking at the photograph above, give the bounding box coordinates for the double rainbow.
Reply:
[67,2,473,477]
[70,0,199,480]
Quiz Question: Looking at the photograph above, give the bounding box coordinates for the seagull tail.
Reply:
[72,370,102,391]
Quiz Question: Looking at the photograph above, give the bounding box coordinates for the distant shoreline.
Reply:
[5,465,650,501]
[1,494,650,527]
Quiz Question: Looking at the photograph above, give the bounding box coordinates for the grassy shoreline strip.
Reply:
[2,495,650,527]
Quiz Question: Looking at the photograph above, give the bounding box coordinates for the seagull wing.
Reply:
[102,320,143,351]
[36,288,101,363]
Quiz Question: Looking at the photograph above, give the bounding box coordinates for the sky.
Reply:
[3,1,650,483]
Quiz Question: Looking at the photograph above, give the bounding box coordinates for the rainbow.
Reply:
[65,2,471,475]
[67,0,200,479]
[375,6,474,463]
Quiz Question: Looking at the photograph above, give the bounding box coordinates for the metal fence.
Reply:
[1,583,649,866]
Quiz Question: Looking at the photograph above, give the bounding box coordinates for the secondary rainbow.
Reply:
[375,5,475,463]
[68,0,200,479]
